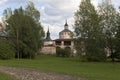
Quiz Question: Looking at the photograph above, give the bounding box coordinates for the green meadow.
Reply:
[0,72,15,80]
[0,55,120,80]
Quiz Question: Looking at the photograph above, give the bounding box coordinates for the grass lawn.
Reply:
[0,55,120,80]
[0,72,15,80]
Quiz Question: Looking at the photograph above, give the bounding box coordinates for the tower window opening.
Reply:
[64,41,71,46]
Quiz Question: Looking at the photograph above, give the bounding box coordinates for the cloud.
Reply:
[41,0,81,16]
[111,0,120,9]
[91,0,101,7]
[0,0,7,5]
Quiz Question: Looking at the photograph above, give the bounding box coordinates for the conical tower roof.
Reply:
[64,20,68,26]
[45,27,51,41]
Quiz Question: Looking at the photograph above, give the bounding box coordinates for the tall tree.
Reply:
[98,0,117,62]
[114,7,120,60]
[6,6,44,59]
[25,1,44,49]
[74,0,106,61]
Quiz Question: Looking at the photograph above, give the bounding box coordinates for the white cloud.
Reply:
[91,0,101,7]
[0,0,7,5]
[111,0,120,9]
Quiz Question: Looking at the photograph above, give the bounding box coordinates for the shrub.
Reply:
[114,52,120,61]
[85,52,106,62]
[0,39,15,60]
[56,48,71,57]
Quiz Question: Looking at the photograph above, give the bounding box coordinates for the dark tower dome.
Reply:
[45,27,51,41]
[64,20,68,26]
[64,20,68,29]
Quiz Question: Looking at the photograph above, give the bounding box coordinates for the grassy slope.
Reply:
[0,55,120,80]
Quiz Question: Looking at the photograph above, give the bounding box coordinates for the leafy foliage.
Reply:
[56,47,71,57]
[0,39,15,59]
[113,8,120,60]
[25,1,40,23]
[98,0,117,62]
[74,0,106,61]
[5,2,44,59]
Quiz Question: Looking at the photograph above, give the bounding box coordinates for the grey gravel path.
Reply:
[0,66,82,80]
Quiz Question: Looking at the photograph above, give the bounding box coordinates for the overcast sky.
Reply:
[0,0,120,39]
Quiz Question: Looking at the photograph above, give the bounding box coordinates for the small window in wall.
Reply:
[64,41,71,46]
[56,41,61,45]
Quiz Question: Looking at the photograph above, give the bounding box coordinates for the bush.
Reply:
[56,48,71,57]
[0,39,15,60]
[56,48,62,57]
[114,52,120,60]
[85,52,106,62]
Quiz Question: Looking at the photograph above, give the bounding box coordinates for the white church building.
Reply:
[41,20,76,55]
